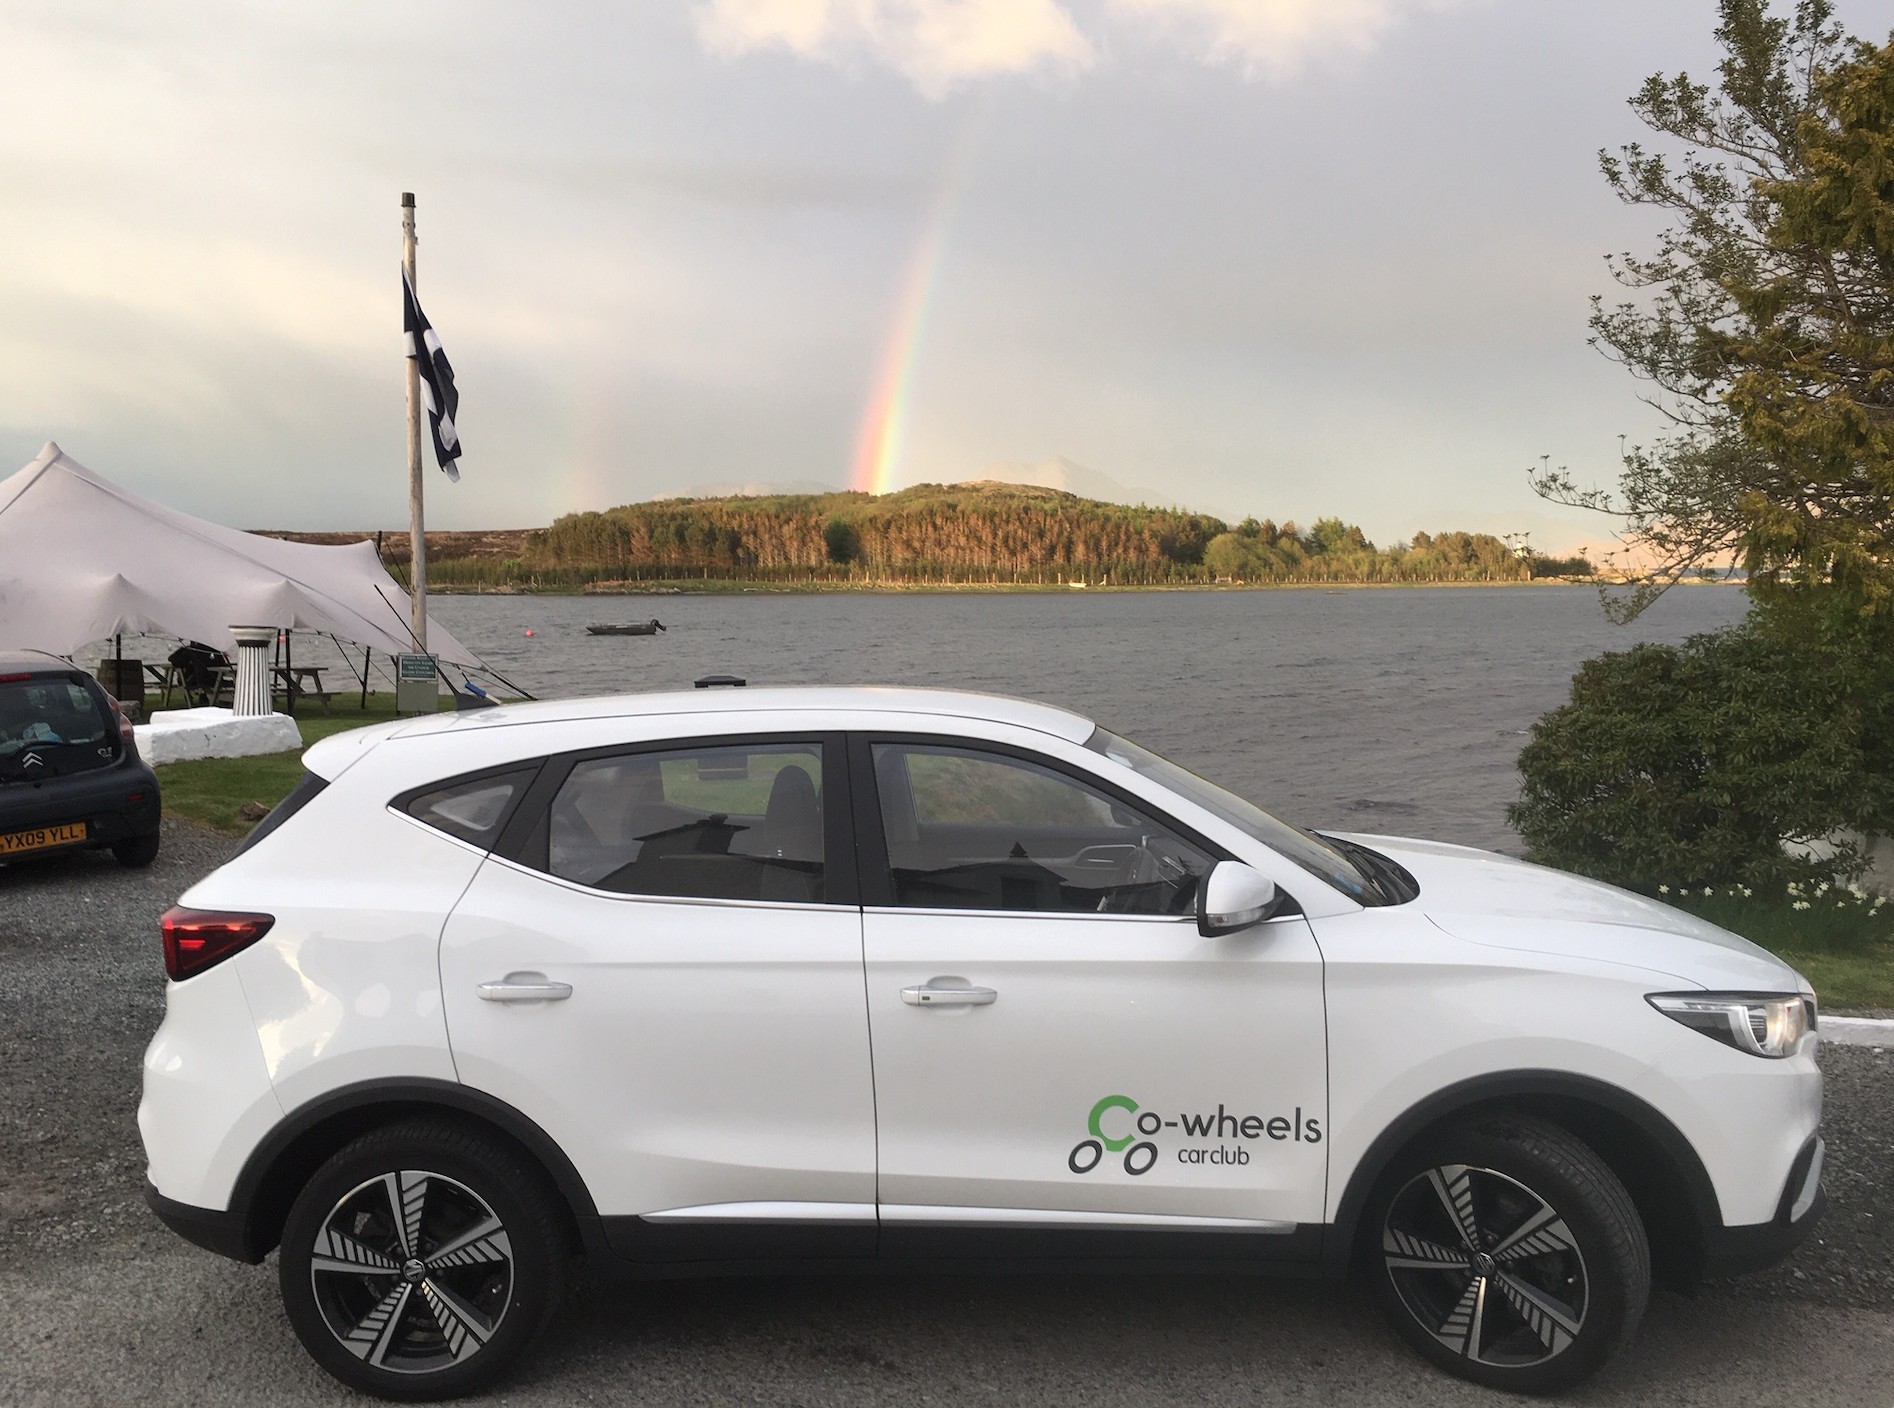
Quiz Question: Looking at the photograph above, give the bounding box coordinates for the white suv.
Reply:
[139,686,1825,1400]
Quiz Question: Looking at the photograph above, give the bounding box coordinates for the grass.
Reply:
[150,691,455,835]
[1660,882,1894,1013]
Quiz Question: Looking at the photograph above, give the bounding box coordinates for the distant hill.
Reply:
[963,456,1178,510]
[523,480,1223,585]
[257,483,1591,588]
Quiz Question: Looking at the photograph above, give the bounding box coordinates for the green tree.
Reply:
[1534,1,1894,618]
[1510,626,1884,891]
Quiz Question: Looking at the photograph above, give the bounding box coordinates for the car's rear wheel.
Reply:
[278,1121,568,1401]
[1366,1114,1649,1395]
[111,833,160,868]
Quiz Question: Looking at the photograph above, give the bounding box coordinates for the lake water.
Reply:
[409,585,1748,856]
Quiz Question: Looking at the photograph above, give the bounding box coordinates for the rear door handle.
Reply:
[901,978,997,1007]
[477,973,573,1003]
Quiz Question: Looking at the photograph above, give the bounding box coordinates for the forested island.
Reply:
[266,481,1594,589]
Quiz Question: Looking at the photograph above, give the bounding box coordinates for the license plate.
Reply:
[0,821,88,855]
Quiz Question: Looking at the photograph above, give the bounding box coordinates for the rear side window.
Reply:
[404,768,537,848]
[537,741,826,903]
[0,676,116,783]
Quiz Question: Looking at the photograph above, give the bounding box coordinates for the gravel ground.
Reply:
[3,819,1892,1406]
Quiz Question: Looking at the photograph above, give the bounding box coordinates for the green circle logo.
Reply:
[1087,1094,1139,1153]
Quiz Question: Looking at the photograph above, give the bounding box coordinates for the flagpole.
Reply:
[402,191,428,654]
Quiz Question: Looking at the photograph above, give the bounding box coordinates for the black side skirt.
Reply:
[600,1216,1326,1278]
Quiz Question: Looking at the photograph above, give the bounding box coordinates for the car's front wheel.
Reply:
[1366,1114,1650,1395]
[278,1120,568,1401]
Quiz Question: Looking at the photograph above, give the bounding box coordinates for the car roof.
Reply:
[0,649,84,677]
[387,685,1098,746]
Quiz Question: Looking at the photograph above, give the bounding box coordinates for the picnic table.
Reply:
[143,662,329,714]
[273,665,331,714]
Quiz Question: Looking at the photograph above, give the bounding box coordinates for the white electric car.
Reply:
[139,686,1824,1400]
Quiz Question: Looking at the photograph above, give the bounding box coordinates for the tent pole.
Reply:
[402,192,429,657]
[362,646,373,711]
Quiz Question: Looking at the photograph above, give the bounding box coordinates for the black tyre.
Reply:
[1365,1114,1650,1395]
[278,1120,569,1401]
[111,832,160,868]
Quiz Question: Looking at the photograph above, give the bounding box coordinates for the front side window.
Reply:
[872,742,1211,915]
[1085,727,1386,903]
[542,742,826,903]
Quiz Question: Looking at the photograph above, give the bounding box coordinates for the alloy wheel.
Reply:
[308,1169,514,1375]
[1380,1162,1588,1368]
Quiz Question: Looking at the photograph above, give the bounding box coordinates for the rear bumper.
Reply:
[144,1181,260,1263]
[0,761,160,851]
[1701,1135,1826,1278]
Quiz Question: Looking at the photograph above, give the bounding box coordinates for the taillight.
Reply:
[106,694,135,746]
[161,907,275,981]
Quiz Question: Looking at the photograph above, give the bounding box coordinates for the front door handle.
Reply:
[477,972,573,1003]
[901,978,997,1008]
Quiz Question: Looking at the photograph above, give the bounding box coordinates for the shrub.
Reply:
[1509,626,1882,893]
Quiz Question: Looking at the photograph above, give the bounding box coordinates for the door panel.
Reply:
[863,908,1329,1226]
[856,736,1330,1236]
[437,735,875,1258]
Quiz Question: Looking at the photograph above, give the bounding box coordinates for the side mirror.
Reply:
[1197,860,1280,937]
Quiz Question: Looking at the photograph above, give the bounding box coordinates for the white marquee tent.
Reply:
[0,442,483,669]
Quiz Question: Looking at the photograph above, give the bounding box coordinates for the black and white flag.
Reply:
[402,268,462,482]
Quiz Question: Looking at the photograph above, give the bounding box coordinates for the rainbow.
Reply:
[850,121,985,496]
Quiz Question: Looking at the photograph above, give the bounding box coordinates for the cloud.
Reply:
[1112,0,1456,78]
[697,0,1461,93]
[695,0,1096,96]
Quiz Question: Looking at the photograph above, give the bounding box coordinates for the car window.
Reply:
[1085,727,1386,904]
[871,742,1210,916]
[542,742,826,903]
[404,768,536,848]
[0,676,116,783]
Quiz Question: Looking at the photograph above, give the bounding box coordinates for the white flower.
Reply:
[1658,885,1669,894]
[1815,882,1830,895]
[1702,886,1714,897]
[1741,886,1753,897]
[1791,900,1812,911]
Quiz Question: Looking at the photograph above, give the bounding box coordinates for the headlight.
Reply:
[1648,992,1815,1058]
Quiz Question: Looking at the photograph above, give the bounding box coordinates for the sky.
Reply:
[2,0,1886,553]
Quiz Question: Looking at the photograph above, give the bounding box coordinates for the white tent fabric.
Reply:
[0,442,482,668]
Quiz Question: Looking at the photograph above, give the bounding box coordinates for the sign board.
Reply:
[396,653,439,714]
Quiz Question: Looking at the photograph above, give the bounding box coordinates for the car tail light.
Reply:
[106,694,135,746]
[162,907,275,981]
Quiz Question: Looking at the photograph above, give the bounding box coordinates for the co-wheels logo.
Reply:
[1068,1094,1321,1177]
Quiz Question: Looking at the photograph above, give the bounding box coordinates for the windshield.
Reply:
[0,675,118,782]
[1085,727,1384,904]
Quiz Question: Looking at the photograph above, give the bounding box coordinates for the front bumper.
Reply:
[1701,1135,1826,1278]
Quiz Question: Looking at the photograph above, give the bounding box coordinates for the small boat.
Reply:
[586,619,667,636]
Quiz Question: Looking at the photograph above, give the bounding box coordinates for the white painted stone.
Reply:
[134,707,303,766]
[1822,1016,1894,1049]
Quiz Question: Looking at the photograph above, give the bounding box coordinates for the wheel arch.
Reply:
[1326,1070,1721,1289]
[226,1079,603,1263]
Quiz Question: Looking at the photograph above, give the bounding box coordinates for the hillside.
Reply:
[255,483,1591,588]
[522,481,1222,585]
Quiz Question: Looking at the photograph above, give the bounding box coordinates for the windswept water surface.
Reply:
[423,586,1747,855]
